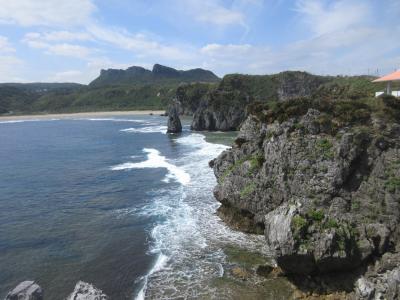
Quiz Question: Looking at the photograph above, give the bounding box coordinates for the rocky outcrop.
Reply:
[210,97,400,296]
[355,252,400,299]
[191,71,327,131]
[191,90,250,131]
[5,281,43,300]
[167,100,182,133]
[189,72,376,131]
[4,281,107,300]
[174,83,213,116]
[66,281,108,300]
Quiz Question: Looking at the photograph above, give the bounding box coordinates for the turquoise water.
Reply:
[0,115,266,299]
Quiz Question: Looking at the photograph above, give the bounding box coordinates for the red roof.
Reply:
[372,70,400,82]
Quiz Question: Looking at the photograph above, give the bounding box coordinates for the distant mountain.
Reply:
[89,64,220,87]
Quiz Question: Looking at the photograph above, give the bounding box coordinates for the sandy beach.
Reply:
[0,110,166,121]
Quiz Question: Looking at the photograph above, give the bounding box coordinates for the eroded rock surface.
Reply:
[167,99,182,133]
[5,281,43,300]
[211,97,400,297]
[66,281,108,300]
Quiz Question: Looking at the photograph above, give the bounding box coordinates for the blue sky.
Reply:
[0,0,399,83]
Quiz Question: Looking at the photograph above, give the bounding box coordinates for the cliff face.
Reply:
[186,72,377,131]
[192,71,324,131]
[210,96,400,296]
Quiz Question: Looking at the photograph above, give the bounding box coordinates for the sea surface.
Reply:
[0,115,267,299]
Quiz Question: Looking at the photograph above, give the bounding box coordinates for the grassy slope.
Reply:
[1,72,397,115]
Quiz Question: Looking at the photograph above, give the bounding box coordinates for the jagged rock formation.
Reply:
[66,281,108,300]
[5,281,43,300]
[90,64,220,87]
[210,96,400,296]
[355,252,400,299]
[184,72,377,131]
[5,281,107,300]
[174,83,214,116]
[167,100,182,133]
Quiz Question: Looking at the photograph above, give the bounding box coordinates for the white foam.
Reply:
[120,126,167,134]
[135,253,169,300]
[110,131,269,298]
[79,118,144,122]
[110,148,190,185]
[136,133,269,299]
[0,118,60,124]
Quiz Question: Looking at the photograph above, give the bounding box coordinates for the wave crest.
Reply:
[110,148,190,185]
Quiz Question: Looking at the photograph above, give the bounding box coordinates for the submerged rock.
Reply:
[167,100,182,133]
[5,281,43,300]
[66,281,108,300]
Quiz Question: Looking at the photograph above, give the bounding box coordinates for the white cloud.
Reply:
[194,0,245,26]
[0,0,96,27]
[46,43,92,59]
[0,36,15,53]
[87,25,194,61]
[295,0,370,36]
[39,31,92,42]
[22,33,93,59]
[170,0,246,27]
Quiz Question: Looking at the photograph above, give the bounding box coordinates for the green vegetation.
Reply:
[383,158,400,193]
[249,153,265,173]
[0,64,219,115]
[385,177,400,193]
[316,138,334,159]
[248,98,373,127]
[351,201,361,211]
[220,155,251,183]
[0,83,177,114]
[240,183,256,198]
[307,209,325,222]
[2,68,399,120]
[291,215,307,231]
[323,218,339,229]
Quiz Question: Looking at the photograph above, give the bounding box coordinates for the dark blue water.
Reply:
[0,115,265,299]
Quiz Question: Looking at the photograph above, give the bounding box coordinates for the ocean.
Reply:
[0,115,268,299]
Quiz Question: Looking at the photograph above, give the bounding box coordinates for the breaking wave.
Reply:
[110,148,190,185]
[130,133,268,299]
[120,126,167,134]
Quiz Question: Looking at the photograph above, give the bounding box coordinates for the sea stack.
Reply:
[167,99,182,133]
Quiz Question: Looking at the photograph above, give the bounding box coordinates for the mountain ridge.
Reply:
[89,63,220,87]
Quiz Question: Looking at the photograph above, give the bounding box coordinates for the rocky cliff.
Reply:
[210,96,400,297]
[185,72,377,131]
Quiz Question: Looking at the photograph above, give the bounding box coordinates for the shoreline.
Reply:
[0,110,166,121]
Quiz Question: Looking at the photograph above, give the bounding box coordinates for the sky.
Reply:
[0,0,399,84]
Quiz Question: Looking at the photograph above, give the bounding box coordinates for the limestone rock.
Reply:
[5,281,43,300]
[66,281,108,300]
[167,100,182,133]
[210,100,400,294]
[356,267,400,300]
